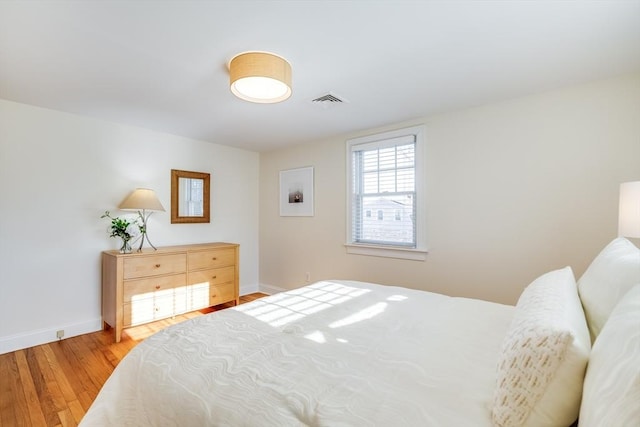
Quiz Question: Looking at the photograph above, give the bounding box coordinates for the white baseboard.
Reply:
[258,283,287,295]
[0,318,103,355]
[239,283,260,295]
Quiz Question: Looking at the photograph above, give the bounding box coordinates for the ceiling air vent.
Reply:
[312,93,343,103]
[311,92,347,109]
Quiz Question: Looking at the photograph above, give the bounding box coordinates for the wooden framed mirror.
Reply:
[171,169,210,223]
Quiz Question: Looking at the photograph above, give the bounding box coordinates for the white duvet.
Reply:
[80,280,514,426]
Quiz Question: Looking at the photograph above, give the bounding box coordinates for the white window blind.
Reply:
[350,134,416,247]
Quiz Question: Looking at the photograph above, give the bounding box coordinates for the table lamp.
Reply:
[618,181,640,238]
[119,188,165,251]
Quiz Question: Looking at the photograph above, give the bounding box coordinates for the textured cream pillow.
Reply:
[579,284,640,427]
[492,267,591,427]
[577,237,640,342]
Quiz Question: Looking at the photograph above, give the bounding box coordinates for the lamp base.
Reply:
[137,232,157,252]
[136,210,158,252]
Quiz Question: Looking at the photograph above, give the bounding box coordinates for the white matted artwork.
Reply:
[279,166,314,216]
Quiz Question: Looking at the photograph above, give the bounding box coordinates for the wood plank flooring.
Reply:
[0,293,267,427]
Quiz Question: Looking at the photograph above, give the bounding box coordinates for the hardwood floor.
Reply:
[0,293,267,427]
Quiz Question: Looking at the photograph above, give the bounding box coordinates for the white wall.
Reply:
[259,73,640,304]
[0,100,260,354]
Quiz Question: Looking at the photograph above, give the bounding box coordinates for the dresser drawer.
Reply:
[123,254,186,280]
[188,266,235,286]
[123,273,187,302]
[187,283,211,311]
[123,294,175,327]
[210,282,235,306]
[187,277,235,310]
[188,248,235,270]
[173,286,188,315]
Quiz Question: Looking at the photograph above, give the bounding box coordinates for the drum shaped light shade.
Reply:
[229,52,292,103]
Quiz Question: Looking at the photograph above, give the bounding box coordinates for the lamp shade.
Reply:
[229,51,292,103]
[119,188,165,212]
[618,181,640,238]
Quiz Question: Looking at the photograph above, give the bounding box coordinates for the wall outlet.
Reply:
[305,272,311,283]
[56,330,64,340]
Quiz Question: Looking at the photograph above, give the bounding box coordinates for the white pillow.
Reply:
[577,237,640,341]
[492,267,591,427]
[579,284,640,427]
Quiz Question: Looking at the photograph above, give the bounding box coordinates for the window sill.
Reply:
[344,243,428,261]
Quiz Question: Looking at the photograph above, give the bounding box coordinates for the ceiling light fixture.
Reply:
[229,51,292,103]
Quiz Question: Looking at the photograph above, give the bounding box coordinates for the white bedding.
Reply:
[80,280,514,426]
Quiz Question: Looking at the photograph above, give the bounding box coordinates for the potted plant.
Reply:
[101,211,139,253]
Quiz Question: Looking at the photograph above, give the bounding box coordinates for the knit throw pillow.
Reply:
[492,267,590,427]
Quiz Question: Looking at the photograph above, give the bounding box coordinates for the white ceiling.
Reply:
[1,1,639,152]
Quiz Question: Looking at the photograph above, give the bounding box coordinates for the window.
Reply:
[346,125,427,260]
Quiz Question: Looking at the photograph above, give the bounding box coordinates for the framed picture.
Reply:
[279,166,314,216]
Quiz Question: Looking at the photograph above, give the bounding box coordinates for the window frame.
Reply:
[345,125,427,261]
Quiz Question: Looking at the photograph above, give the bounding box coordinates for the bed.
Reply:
[80,238,640,427]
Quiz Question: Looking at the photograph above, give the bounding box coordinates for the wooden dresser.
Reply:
[102,242,239,342]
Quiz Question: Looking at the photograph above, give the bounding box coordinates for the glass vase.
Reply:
[119,238,132,253]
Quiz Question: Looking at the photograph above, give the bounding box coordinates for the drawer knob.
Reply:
[212,257,217,261]
[155,264,161,268]
[155,285,160,290]
[212,275,217,279]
